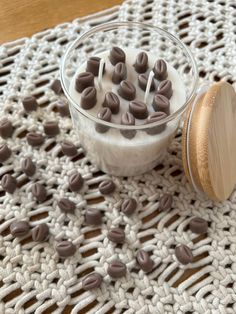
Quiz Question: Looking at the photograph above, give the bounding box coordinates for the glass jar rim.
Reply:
[60,21,198,131]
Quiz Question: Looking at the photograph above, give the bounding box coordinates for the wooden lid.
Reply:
[182,81,236,201]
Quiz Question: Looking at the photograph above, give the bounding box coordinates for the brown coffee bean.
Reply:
[152,94,170,115]
[153,59,168,80]
[85,208,102,225]
[108,227,125,243]
[86,57,105,76]
[56,240,76,258]
[32,223,49,242]
[96,107,112,134]
[112,62,127,84]
[0,143,12,162]
[134,52,148,73]
[57,100,70,117]
[189,217,208,234]
[129,100,148,119]
[102,92,120,114]
[157,80,173,99]
[32,183,47,202]
[121,198,137,216]
[138,73,155,92]
[146,112,167,135]
[136,249,154,272]
[27,133,44,147]
[61,141,77,157]
[175,244,193,265]
[81,86,97,110]
[69,172,83,192]
[82,272,102,290]
[22,96,38,112]
[50,79,63,95]
[107,260,126,278]
[118,80,136,101]
[159,193,173,211]
[120,112,136,139]
[44,121,60,137]
[58,198,76,213]
[21,157,36,177]
[10,220,30,237]
[75,72,94,93]
[0,118,13,139]
[1,174,17,194]
[109,47,126,65]
[99,180,115,195]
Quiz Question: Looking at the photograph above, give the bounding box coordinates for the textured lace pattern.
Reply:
[0,1,236,313]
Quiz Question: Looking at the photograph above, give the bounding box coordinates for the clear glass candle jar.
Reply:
[60,22,198,177]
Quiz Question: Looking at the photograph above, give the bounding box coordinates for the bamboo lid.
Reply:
[182,81,236,202]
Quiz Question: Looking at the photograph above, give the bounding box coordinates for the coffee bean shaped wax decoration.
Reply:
[107,260,126,278]
[85,208,102,225]
[69,172,83,191]
[96,107,112,134]
[159,193,173,211]
[22,96,38,112]
[21,157,36,177]
[1,174,17,194]
[57,100,70,117]
[0,143,12,162]
[146,112,167,135]
[138,73,155,92]
[136,249,154,272]
[102,92,120,114]
[120,112,136,139]
[32,183,47,202]
[10,221,30,237]
[152,94,170,115]
[75,72,94,93]
[56,240,76,258]
[82,272,103,290]
[153,59,168,80]
[27,133,44,147]
[43,121,60,137]
[50,79,63,95]
[118,80,136,101]
[134,52,148,73]
[121,198,137,216]
[109,47,126,65]
[129,100,148,119]
[108,227,125,243]
[0,118,13,139]
[189,217,208,234]
[175,244,193,265]
[58,198,76,213]
[99,180,116,195]
[86,57,104,76]
[61,141,77,157]
[112,62,127,84]
[81,86,97,110]
[32,223,49,242]
[157,80,173,99]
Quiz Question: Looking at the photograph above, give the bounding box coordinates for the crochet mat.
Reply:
[0,0,236,313]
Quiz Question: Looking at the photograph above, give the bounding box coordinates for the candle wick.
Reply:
[144,70,154,103]
[97,58,105,91]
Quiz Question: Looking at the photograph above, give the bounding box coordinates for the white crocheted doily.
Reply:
[0,1,236,313]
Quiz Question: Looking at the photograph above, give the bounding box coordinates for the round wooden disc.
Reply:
[182,81,236,201]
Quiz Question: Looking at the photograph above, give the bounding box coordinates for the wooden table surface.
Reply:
[0,0,123,43]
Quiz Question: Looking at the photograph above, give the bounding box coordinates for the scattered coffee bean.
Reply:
[136,249,154,272]
[102,92,120,114]
[81,86,97,110]
[57,100,70,117]
[43,121,60,137]
[0,118,13,139]
[99,180,115,195]
[120,112,136,139]
[108,227,125,243]
[75,72,94,93]
[32,183,47,202]
[1,174,17,194]
[22,96,38,112]
[109,47,126,65]
[138,73,155,92]
[21,157,36,177]
[85,208,102,225]
[175,244,193,265]
[121,198,137,216]
[134,52,148,73]
[10,220,30,237]
[56,240,76,258]
[107,260,126,278]
[0,143,11,162]
[96,107,112,133]
[146,112,167,135]
[86,57,104,76]
[118,80,136,101]
[157,80,173,99]
[61,141,77,157]
[50,79,63,95]
[152,94,170,115]
[189,217,208,234]
[82,272,103,290]
[69,172,83,192]
[32,223,49,242]
[159,193,173,211]
[27,133,44,147]
[58,198,76,213]
[153,59,168,80]
[112,62,127,84]
[129,100,148,119]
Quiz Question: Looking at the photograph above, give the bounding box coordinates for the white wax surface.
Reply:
[69,48,186,176]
